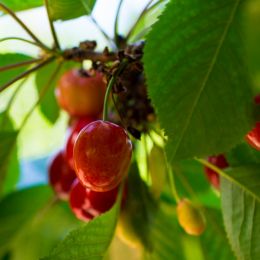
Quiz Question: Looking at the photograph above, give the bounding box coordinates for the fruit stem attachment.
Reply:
[102,59,128,121]
[167,163,181,203]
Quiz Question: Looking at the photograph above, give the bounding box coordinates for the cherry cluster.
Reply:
[48,68,132,222]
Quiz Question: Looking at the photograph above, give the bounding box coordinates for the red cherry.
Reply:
[73,120,132,192]
[246,122,260,150]
[65,116,95,169]
[204,154,228,189]
[245,94,260,150]
[48,151,77,200]
[69,179,119,222]
[55,69,106,117]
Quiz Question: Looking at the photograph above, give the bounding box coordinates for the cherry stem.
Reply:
[102,59,128,121]
[167,164,181,203]
[0,58,43,73]
[0,3,51,52]
[0,56,55,93]
[44,0,61,50]
[19,61,63,131]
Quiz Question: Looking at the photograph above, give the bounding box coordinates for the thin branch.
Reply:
[0,3,50,51]
[79,0,116,50]
[44,0,61,50]
[114,0,124,42]
[0,37,46,48]
[19,61,63,130]
[63,48,117,62]
[0,56,55,93]
[0,58,43,72]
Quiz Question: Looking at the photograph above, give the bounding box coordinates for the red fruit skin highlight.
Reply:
[73,120,132,192]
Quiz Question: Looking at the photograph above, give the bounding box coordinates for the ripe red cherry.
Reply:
[65,116,95,169]
[204,154,228,189]
[55,69,106,117]
[48,151,77,200]
[73,120,132,192]
[246,122,260,150]
[69,179,119,222]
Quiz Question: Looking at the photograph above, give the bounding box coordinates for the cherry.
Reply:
[204,154,228,189]
[48,151,77,200]
[246,94,260,150]
[73,120,132,192]
[55,69,106,117]
[69,179,119,222]
[65,116,95,169]
[177,199,206,236]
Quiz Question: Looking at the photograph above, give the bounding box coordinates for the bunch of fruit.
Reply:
[48,68,132,222]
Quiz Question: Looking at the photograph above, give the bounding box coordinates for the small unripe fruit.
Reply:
[73,120,132,192]
[177,199,206,236]
[48,151,76,200]
[55,69,106,117]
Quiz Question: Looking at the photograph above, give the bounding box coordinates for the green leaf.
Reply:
[0,131,18,193]
[0,53,33,86]
[144,0,254,162]
[44,195,120,260]
[0,113,19,195]
[200,209,235,260]
[0,186,52,253]
[35,61,60,124]
[0,1,96,21]
[227,142,260,167]
[145,207,185,260]
[224,165,260,201]
[119,163,158,250]
[48,0,96,21]
[0,0,42,12]
[221,177,260,260]
[10,203,79,260]
[244,0,260,78]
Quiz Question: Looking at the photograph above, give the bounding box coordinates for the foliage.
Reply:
[0,0,260,259]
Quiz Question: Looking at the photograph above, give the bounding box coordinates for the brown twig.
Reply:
[63,48,117,63]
